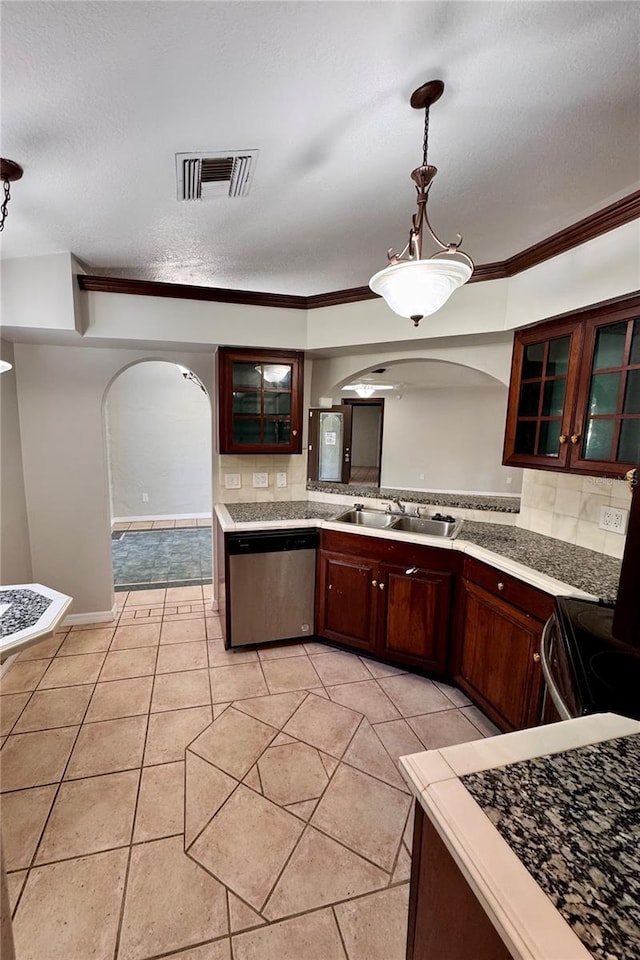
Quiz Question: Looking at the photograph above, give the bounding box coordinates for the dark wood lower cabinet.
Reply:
[407,803,512,960]
[379,562,451,673]
[314,531,554,732]
[315,550,378,652]
[454,579,546,731]
[316,530,454,670]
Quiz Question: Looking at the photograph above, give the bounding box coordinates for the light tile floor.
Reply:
[0,586,500,960]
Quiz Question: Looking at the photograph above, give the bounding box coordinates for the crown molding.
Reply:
[78,189,640,308]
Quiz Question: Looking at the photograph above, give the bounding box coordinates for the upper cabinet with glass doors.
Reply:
[503,293,640,476]
[218,347,303,454]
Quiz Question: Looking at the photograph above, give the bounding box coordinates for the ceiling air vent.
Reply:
[176,150,259,200]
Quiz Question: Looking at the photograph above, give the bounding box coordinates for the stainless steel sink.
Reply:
[333,507,462,538]
[333,508,399,530]
[392,515,462,538]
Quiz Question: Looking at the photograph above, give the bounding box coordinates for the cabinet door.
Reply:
[218,347,303,454]
[378,563,451,672]
[316,551,378,651]
[456,580,543,731]
[503,318,583,469]
[570,310,640,474]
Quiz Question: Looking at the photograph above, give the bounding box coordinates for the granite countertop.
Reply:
[217,501,622,602]
[463,735,640,960]
[460,521,621,603]
[0,583,73,661]
[400,713,640,960]
[306,481,521,513]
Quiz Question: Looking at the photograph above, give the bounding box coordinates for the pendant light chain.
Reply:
[422,106,430,167]
[0,178,11,232]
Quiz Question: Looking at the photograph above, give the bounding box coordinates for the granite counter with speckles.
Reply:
[306,482,521,512]
[400,714,640,960]
[0,583,73,661]
[463,734,640,960]
[217,502,621,601]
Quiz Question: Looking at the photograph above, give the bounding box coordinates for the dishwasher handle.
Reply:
[540,615,573,721]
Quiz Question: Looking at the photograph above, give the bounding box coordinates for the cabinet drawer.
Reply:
[463,557,553,622]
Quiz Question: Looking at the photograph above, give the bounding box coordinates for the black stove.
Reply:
[553,596,640,720]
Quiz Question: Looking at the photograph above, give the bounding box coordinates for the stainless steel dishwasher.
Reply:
[226,529,318,647]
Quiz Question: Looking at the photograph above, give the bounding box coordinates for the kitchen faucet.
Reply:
[386,497,407,515]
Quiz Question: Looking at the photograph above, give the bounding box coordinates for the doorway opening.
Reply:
[104,361,212,593]
[307,399,384,486]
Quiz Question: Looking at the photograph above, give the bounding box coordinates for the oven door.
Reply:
[540,614,582,721]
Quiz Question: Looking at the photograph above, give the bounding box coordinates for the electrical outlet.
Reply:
[224,473,241,489]
[598,505,628,534]
[276,472,287,488]
[252,472,269,488]
[418,473,425,480]
[142,492,149,502]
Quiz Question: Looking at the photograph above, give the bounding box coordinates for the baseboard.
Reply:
[112,512,212,523]
[64,604,117,626]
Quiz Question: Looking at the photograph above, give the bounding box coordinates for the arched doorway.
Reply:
[104,361,212,596]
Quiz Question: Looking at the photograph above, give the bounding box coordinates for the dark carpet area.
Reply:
[112,528,212,592]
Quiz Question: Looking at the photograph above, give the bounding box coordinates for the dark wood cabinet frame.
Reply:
[217,346,304,455]
[503,291,640,477]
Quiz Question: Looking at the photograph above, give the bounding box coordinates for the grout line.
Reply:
[13,652,111,917]
[111,635,159,960]
[331,903,350,959]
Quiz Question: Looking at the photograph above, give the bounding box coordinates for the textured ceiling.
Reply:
[1,1,639,295]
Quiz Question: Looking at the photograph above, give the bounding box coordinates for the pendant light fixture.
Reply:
[369,80,473,327]
[0,158,23,232]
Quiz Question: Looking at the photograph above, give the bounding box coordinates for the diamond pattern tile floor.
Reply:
[1,606,499,960]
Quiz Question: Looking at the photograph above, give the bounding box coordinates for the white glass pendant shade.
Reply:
[370,258,472,322]
[0,360,13,373]
[258,364,290,384]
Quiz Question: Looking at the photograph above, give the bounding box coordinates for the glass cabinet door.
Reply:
[572,316,640,470]
[503,319,582,469]
[218,348,303,454]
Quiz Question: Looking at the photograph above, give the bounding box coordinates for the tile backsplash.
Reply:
[517,469,632,558]
[216,453,308,504]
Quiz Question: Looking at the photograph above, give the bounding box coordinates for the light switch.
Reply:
[253,472,269,488]
[224,473,241,489]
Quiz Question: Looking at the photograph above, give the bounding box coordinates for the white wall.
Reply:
[0,341,32,584]
[380,386,521,494]
[106,362,211,519]
[3,220,637,353]
[13,343,215,616]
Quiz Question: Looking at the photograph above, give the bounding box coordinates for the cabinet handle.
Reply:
[405,566,419,575]
[570,434,580,444]
[379,582,385,590]
[559,435,567,445]
[533,652,541,663]
[371,580,378,587]
[292,429,298,437]
[497,582,505,592]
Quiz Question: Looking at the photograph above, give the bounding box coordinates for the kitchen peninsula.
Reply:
[215,498,623,732]
[215,499,621,601]
[400,712,640,960]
